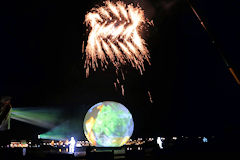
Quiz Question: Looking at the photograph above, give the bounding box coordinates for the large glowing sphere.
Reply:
[83,101,134,147]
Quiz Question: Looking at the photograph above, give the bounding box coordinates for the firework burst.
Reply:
[83,0,152,78]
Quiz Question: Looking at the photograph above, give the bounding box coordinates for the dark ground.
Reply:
[0,0,240,140]
[1,140,240,160]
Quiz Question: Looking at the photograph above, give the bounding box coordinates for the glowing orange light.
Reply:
[97,104,104,110]
[85,117,96,146]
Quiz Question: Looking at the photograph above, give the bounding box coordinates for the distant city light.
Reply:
[76,141,82,147]
[172,137,177,140]
[50,140,54,146]
[203,137,208,143]
[1,136,215,152]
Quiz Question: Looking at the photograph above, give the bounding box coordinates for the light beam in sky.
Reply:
[11,107,62,129]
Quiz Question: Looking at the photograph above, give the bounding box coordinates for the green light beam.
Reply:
[11,107,63,129]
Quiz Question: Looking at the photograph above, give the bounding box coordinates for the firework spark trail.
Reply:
[148,91,153,103]
[84,1,151,78]
[82,41,85,53]
[121,85,125,96]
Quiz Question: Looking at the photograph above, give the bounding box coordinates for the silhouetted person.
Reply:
[0,96,12,130]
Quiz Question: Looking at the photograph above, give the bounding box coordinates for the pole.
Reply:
[186,0,240,85]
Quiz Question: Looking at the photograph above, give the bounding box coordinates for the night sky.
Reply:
[0,0,240,139]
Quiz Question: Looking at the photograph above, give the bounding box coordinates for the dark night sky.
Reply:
[0,0,240,138]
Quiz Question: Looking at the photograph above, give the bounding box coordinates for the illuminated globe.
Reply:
[83,101,134,147]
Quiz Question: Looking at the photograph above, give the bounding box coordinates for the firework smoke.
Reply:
[83,1,151,78]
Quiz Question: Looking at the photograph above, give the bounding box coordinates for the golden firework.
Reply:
[84,1,151,77]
